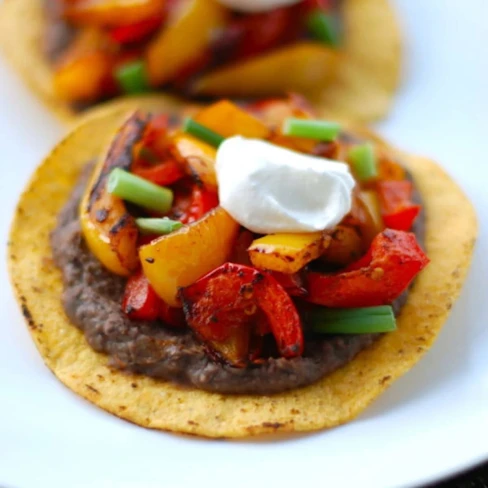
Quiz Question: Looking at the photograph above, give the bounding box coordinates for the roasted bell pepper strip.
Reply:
[184,186,219,224]
[64,0,166,27]
[265,271,307,297]
[169,133,218,189]
[109,15,164,44]
[122,271,160,321]
[146,0,227,86]
[248,232,326,274]
[212,6,298,63]
[194,100,270,139]
[376,181,421,231]
[80,111,148,276]
[179,263,304,359]
[307,229,429,307]
[140,207,239,307]
[159,300,186,327]
[193,42,339,98]
[132,161,186,186]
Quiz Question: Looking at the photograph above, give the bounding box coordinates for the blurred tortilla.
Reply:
[0,0,401,123]
[8,107,476,438]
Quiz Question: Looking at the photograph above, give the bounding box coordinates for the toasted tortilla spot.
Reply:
[8,108,477,438]
[0,0,401,123]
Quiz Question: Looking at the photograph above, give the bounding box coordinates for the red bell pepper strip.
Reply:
[376,180,421,231]
[179,263,304,360]
[109,15,163,44]
[265,270,308,297]
[122,271,160,321]
[307,229,429,308]
[183,186,219,224]
[159,300,186,328]
[133,160,186,186]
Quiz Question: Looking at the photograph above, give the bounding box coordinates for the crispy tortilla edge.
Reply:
[8,108,477,438]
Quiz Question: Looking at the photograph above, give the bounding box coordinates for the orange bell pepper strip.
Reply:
[169,133,218,189]
[64,0,167,27]
[307,229,429,308]
[139,207,239,307]
[80,111,149,276]
[194,100,270,139]
[122,271,160,320]
[132,160,186,186]
[53,28,116,102]
[179,263,304,363]
[192,42,339,98]
[146,0,227,86]
[376,181,421,231]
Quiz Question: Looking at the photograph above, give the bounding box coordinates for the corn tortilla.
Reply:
[8,107,477,438]
[0,0,401,123]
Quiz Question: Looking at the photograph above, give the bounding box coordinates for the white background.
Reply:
[0,1,487,487]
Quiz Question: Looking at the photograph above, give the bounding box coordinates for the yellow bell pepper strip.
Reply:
[248,232,328,274]
[80,111,149,276]
[192,42,339,98]
[194,100,270,139]
[63,0,167,28]
[168,132,218,189]
[146,0,227,86]
[53,28,116,102]
[139,207,239,307]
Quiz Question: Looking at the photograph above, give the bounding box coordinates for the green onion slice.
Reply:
[310,305,396,334]
[136,218,183,235]
[348,143,378,182]
[282,118,341,142]
[115,60,149,95]
[305,9,341,46]
[183,118,225,148]
[107,168,173,214]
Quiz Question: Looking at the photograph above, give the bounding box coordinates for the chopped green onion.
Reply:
[183,118,225,148]
[306,9,341,46]
[282,118,341,141]
[348,143,378,182]
[107,168,173,214]
[136,218,183,235]
[310,305,396,334]
[115,60,149,95]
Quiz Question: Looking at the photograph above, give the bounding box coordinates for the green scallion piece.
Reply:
[107,168,173,214]
[136,218,183,235]
[310,305,396,334]
[306,9,341,46]
[115,60,149,95]
[282,118,341,141]
[348,143,378,182]
[183,118,225,148]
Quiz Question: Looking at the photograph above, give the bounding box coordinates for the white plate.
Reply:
[0,1,487,487]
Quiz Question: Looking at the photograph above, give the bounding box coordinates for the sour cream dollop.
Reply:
[217,0,301,13]
[216,136,355,234]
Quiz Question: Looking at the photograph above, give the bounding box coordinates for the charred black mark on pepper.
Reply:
[87,113,149,212]
[252,273,265,284]
[110,213,131,235]
[145,257,155,264]
[95,208,109,222]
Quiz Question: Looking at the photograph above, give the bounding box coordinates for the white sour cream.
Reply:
[217,0,302,13]
[215,136,355,234]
